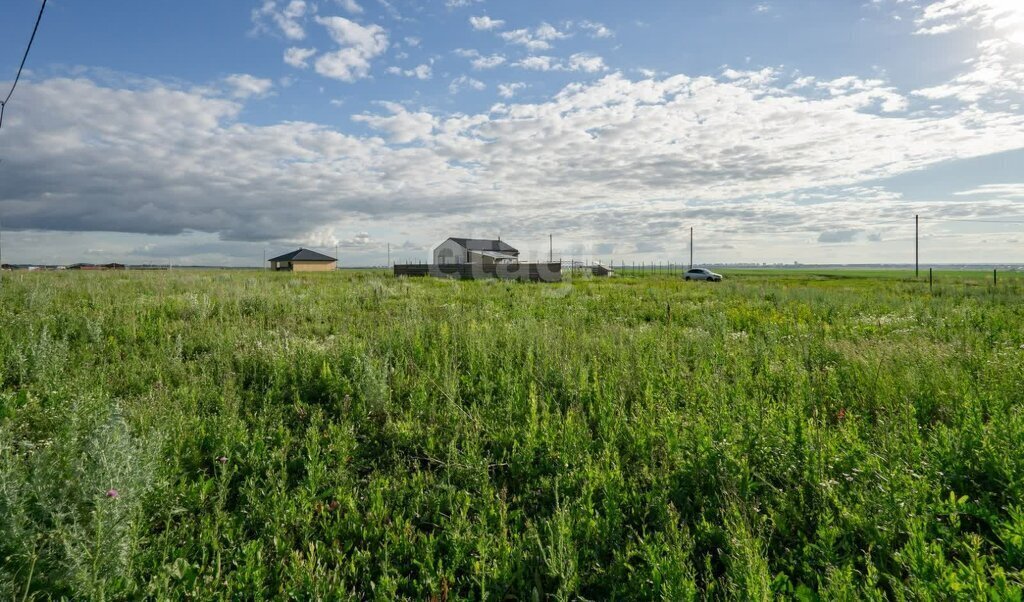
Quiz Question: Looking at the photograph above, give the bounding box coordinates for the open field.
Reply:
[1,269,1023,599]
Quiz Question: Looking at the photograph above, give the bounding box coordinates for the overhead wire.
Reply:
[0,0,48,130]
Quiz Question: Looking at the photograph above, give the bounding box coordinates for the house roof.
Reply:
[446,238,518,253]
[267,248,336,262]
[468,250,519,261]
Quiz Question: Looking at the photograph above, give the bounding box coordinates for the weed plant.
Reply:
[0,269,1022,599]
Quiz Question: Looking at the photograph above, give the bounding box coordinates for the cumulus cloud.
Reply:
[914,0,1024,38]
[579,20,614,38]
[512,55,558,71]
[283,46,317,68]
[337,0,364,15]
[912,38,1024,103]
[455,48,506,69]
[909,1,1024,105]
[512,53,607,72]
[224,74,274,98]
[497,82,527,98]
[499,22,569,51]
[473,55,506,69]
[352,102,437,144]
[567,53,607,73]
[449,75,486,94]
[339,231,375,247]
[469,15,505,30]
[252,0,308,40]
[387,63,433,79]
[535,22,570,40]
[4,71,1024,253]
[313,16,389,81]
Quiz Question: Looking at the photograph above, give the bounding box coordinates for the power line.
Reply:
[0,0,48,131]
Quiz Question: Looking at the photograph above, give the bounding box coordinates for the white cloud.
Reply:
[252,0,308,40]
[454,48,505,68]
[579,20,614,38]
[4,72,1024,259]
[449,75,486,94]
[337,0,364,14]
[313,16,389,82]
[914,0,1024,37]
[909,2,1024,104]
[469,15,505,30]
[535,22,570,41]
[499,29,551,51]
[497,82,527,98]
[513,55,557,71]
[404,36,421,47]
[353,102,436,143]
[953,183,1024,198]
[224,74,274,98]
[284,46,317,69]
[913,37,1024,102]
[472,55,506,69]
[339,231,375,247]
[499,23,569,52]
[512,54,607,72]
[387,63,433,79]
[568,53,607,73]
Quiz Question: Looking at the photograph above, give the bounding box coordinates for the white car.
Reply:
[684,268,723,282]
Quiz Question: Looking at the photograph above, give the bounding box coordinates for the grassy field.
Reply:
[1,269,1022,599]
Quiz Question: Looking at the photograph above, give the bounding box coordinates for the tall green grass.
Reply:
[1,269,1022,599]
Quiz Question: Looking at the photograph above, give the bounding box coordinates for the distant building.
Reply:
[591,263,614,277]
[433,238,519,265]
[268,248,337,272]
[66,263,125,270]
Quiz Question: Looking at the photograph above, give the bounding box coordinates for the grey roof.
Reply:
[267,248,336,262]
[468,250,519,261]
[447,238,518,253]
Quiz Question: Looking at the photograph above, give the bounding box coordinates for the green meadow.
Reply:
[1,269,1022,599]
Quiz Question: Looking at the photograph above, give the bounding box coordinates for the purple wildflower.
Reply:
[106,488,119,499]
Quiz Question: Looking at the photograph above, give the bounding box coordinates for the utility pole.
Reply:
[915,214,919,278]
[689,227,693,269]
[549,234,552,262]
[387,242,391,267]
[263,248,266,270]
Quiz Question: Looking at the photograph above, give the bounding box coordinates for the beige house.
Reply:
[268,248,337,272]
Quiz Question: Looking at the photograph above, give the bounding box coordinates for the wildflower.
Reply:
[216,456,228,464]
[328,500,340,511]
[837,408,847,421]
[106,488,119,499]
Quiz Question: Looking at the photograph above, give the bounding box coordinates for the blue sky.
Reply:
[1,0,1023,265]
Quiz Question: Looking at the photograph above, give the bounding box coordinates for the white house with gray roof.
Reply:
[433,238,519,265]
